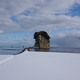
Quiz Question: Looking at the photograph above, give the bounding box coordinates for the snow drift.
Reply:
[0,51,80,80]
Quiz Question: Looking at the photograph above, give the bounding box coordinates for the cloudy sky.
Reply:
[0,0,80,47]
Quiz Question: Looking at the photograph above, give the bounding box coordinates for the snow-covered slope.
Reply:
[0,51,80,80]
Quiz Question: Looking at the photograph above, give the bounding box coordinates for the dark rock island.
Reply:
[34,31,50,49]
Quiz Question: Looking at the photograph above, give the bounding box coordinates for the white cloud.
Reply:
[15,15,80,32]
[0,0,80,33]
[0,30,3,33]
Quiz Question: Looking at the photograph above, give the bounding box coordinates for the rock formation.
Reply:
[34,31,50,49]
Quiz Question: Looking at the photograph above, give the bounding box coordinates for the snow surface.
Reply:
[0,51,80,80]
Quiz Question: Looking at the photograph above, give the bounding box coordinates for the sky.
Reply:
[0,0,80,48]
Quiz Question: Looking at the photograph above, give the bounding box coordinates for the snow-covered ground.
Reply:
[0,51,80,80]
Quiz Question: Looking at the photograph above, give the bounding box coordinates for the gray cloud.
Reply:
[51,36,80,48]
[50,29,80,48]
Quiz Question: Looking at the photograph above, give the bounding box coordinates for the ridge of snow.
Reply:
[0,51,80,80]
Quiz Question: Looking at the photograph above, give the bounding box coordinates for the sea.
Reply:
[0,46,80,55]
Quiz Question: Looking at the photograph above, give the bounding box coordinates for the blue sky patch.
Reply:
[68,3,80,16]
[22,10,31,16]
[11,16,18,23]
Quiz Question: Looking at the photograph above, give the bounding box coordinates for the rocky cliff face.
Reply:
[34,31,50,49]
